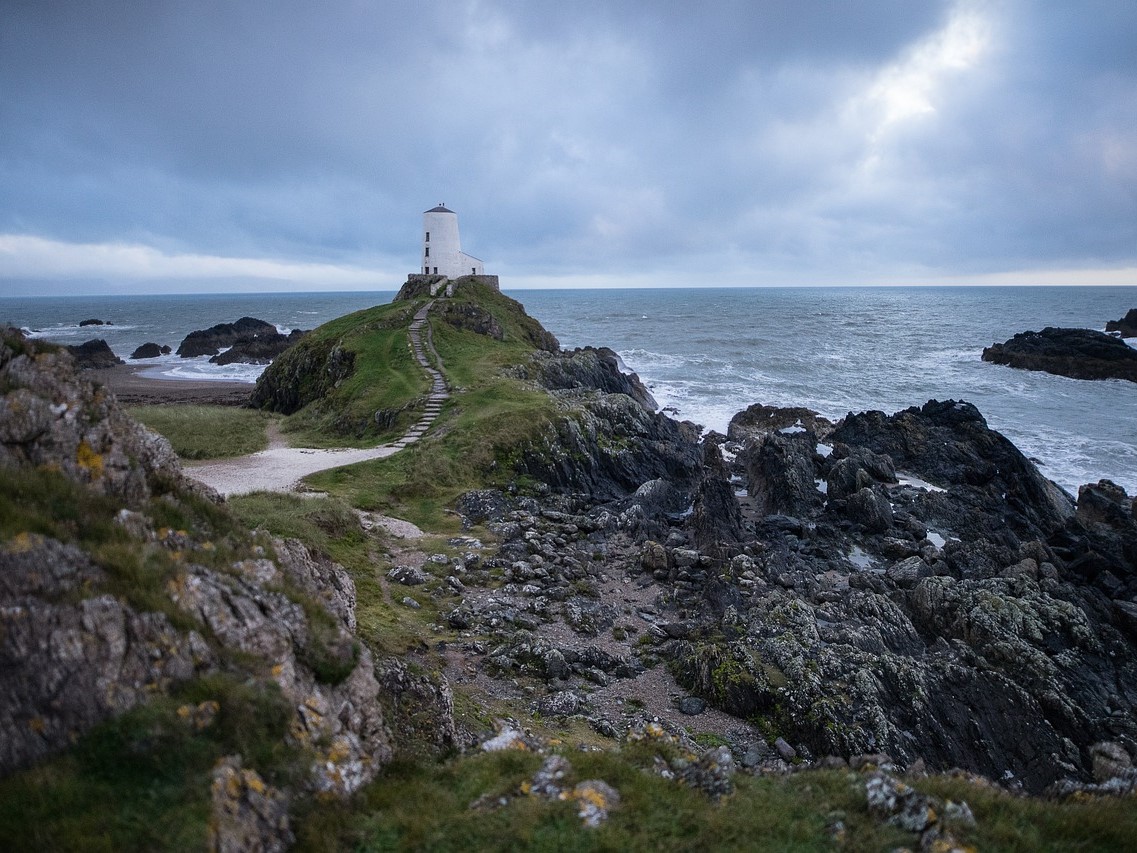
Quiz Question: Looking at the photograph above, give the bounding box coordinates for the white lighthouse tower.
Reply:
[421,204,484,278]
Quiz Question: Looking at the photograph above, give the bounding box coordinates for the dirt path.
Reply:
[186,301,450,497]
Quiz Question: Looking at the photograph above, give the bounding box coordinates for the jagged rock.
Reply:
[129,342,170,359]
[208,756,293,853]
[1106,309,1137,337]
[79,318,108,327]
[743,430,820,519]
[515,346,656,410]
[831,399,1074,546]
[982,327,1137,382]
[66,338,123,368]
[1,328,205,504]
[516,392,701,502]
[177,317,277,358]
[210,329,306,365]
[845,486,893,532]
[691,442,746,555]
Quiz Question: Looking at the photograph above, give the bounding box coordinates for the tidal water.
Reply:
[4,285,1136,494]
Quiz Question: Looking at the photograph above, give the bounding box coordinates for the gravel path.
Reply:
[186,300,449,497]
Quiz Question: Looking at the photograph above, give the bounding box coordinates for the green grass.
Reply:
[0,675,300,852]
[127,404,279,459]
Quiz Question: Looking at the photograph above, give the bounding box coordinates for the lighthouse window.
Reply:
[433,267,438,274]
[425,232,430,242]
[425,247,429,257]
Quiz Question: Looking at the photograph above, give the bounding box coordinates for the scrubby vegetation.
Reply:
[127,404,280,459]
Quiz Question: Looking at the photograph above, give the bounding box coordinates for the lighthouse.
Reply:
[421,204,484,278]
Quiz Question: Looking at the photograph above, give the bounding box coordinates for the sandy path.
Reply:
[185,300,447,498]
[185,444,401,497]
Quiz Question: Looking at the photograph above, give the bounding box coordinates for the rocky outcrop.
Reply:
[0,533,212,773]
[129,342,171,359]
[251,336,357,414]
[1,328,394,804]
[1105,309,1137,337]
[515,347,658,412]
[2,328,196,503]
[177,317,277,358]
[638,399,1137,792]
[209,329,306,365]
[516,392,701,502]
[79,318,109,327]
[66,338,123,369]
[982,327,1137,382]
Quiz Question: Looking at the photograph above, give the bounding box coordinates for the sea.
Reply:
[3,286,1137,496]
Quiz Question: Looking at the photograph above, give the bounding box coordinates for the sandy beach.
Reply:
[89,363,255,406]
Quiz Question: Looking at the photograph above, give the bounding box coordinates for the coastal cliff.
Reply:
[3,284,1137,848]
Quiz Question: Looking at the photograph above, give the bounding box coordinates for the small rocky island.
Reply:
[982,326,1137,382]
[3,282,1136,849]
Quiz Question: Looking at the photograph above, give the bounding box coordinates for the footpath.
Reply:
[186,300,449,497]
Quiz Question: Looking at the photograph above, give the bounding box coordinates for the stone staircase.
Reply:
[391,301,449,449]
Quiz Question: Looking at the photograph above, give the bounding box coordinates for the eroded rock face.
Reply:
[0,534,211,774]
[1,328,201,504]
[1,330,394,802]
[516,347,658,412]
[982,327,1137,382]
[516,392,701,502]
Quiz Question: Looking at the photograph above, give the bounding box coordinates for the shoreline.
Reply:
[87,363,255,406]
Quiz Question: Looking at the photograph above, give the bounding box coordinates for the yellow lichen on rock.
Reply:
[76,439,104,479]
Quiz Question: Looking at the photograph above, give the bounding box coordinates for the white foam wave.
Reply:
[139,354,263,384]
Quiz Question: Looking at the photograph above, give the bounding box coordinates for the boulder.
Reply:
[1105,309,1137,338]
[78,318,108,327]
[66,339,123,369]
[129,342,170,359]
[982,327,1137,383]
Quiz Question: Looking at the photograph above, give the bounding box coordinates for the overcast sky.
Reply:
[2,0,1136,294]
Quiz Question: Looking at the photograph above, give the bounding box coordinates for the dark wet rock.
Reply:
[678,696,706,715]
[515,346,657,411]
[515,392,701,503]
[744,430,822,519]
[727,403,833,443]
[129,342,170,359]
[210,329,306,365]
[831,399,1074,546]
[690,442,747,555]
[66,338,123,369]
[845,487,894,532]
[982,326,1137,382]
[79,318,108,327]
[176,316,277,358]
[1105,309,1137,338]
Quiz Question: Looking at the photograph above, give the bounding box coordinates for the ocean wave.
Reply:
[138,355,264,384]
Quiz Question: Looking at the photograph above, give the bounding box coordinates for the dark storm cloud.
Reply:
[1,0,1134,290]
